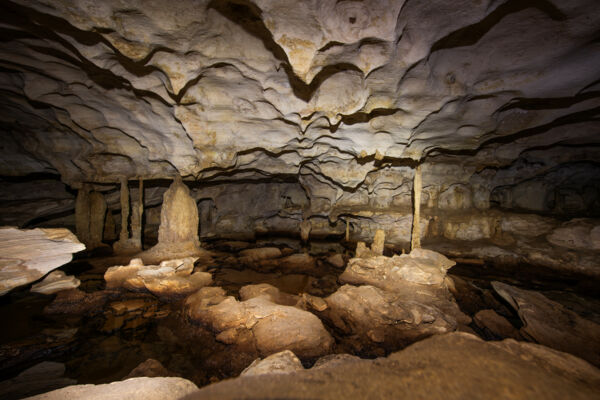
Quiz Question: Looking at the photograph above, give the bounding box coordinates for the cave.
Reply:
[0,0,599,399]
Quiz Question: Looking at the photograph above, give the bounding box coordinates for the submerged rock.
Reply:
[492,281,600,366]
[24,377,198,400]
[0,227,85,296]
[185,287,333,359]
[104,257,211,299]
[185,332,600,400]
[31,270,80,295]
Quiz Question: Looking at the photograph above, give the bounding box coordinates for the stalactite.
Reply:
[345,219,350,241]
[411,165,422,250]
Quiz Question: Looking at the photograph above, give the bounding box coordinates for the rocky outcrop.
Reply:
[24,377,198,400]
[185,287,333,359]
[185,333,600,400]
[0,227,85,296]
[323,244,469,352]
[492,281,600,366]
[104,257,211,299]
[30,270,80,295]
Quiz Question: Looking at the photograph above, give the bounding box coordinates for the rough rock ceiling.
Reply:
[0,0,599,187]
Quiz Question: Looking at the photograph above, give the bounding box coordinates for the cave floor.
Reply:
[1,239,599,395]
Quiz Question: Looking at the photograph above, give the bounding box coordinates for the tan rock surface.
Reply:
[0,227,85,296]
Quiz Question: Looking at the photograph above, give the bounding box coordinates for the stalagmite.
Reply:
[371,229,385,255]
[113,178,141,254]
[130,179,144,248]
[118,178,129,244]
[140,176,204,262]
[411,165,422,250]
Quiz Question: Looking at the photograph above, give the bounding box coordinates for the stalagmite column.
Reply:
[345,219,350,241]
[131,179,144,247]
[75,185,91,246]
[411,165,422,250]
[88,191,107,248]
[118,177,129,243]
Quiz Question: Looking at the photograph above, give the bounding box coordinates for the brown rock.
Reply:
[241,350,303,377]
[492,281,600,366]
[473,309,521,340]
[123,359,175,379]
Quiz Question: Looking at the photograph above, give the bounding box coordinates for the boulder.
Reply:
[123,359,175,379]
[473,309,522,340]
[0,227,85,296]
[31,271,80,295]
[492,281,600,366]
[186,287,333,359]
[241,350,304,377]
[324,284,469,350]
[24,377,198,400]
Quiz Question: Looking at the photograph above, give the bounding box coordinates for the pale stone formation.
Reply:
[324,247,468,350]
[184,333,600,400]
[185,287,334,358]
[31,270,80,295]
[0,227,85,296]
[24,377,198,400]
[104,257,211,299]
[299,219,311,242]
[241,350,304,377]
[371,229,385,255]
[140,177,202,261]
[492,281,600,367]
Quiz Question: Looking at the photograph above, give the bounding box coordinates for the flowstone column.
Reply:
[411,165,422,250]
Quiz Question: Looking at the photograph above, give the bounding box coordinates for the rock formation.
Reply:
[492,281,600,366]
[185,333,600,400]
[185,286,334,359]
[30,270,80,295]
[24,377,198,400]
[0,227,85,296]
[105,257,211,300]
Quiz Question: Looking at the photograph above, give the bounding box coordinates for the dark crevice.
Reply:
[430,0,567,53]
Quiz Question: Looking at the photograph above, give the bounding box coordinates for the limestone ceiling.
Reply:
[0,0,599,186]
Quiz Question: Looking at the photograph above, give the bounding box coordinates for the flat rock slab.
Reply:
[492,281,600,366]
[31,270,80,295]
[0,227,85,296]
[184,332,600,400]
